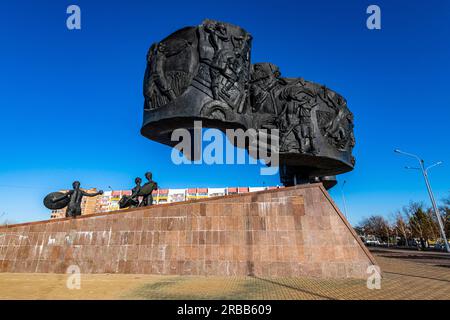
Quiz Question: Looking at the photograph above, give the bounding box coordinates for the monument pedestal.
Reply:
[0,184,375,279]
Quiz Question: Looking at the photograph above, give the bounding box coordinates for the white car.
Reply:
[365,239,381,246]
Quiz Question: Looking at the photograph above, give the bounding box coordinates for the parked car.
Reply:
[433,240,450,251]
[365,239,381,246]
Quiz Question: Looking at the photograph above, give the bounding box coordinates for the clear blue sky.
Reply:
[0,0,449,225]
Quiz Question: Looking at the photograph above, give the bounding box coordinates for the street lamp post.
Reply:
[340,180,349,219]
[394,149,450,253]
[0,212,6,227]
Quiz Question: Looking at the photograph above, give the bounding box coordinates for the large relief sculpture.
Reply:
[141,20,355,187]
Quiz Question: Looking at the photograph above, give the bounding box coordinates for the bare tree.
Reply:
[439,194,450,238]
[394,210,410,246]
[404,201,436,248]
[358,215,391,242]
[404,202,423,239]
[426,207,439,240]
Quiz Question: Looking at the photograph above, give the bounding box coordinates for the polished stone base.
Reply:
[0,184,376,278]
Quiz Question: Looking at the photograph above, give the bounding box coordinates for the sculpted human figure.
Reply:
[119,177,143,209]
[297,100,319,154]
[140,172,158,207]
[210,49,242,100]
[250,63,285,129]
[130,177,142,207]
[279,85,319,154]
[203,20,249,110]
[204,20,230,52]
[144,38,193,110]
[52,181,103,218]
[148,42,177,101]
[323,94,353,149]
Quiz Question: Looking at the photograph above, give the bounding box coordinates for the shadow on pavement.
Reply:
[383,271,450,283]
[250,276,337,300]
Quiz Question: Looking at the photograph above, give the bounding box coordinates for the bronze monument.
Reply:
[141,19,355,187]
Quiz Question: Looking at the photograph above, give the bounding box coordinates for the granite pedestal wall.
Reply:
[0,184,376,278]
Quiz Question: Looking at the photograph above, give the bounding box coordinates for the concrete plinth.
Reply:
[0,184,375,278]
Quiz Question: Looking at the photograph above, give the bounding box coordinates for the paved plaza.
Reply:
[0,248,448,300]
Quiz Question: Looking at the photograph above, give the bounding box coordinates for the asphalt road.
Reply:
[369,247,450,268]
